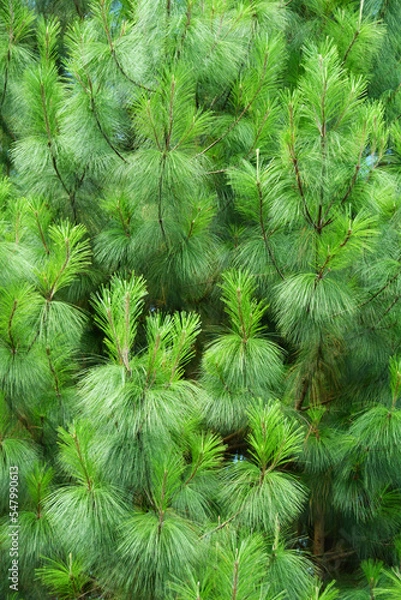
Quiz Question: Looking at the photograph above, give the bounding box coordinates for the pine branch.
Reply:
[2,393,39,437]
[185,216,196,241]
[287,102,314,227]
[317,57,328,234]
[146,99,162,151]
[7,298,17,354]
[39,81,75,211]
[196,50,270,157]
[157,470,168,536]
[295,377,310,411]
[246,107,272,158]
[105,305,130,371]
[145,333,161,390]
[165,76,175,151]
[378,0,390,20]
[315,226,352,286]
[158,154,168,245]
[171,114,198,153]
[86,75,128,164]
[47,239,71,301]
[359,268,401,308]
[40,81,64,187]
[256,151,285,280]
[209,8,257,114]
[213,359,236,396]
[342,29,361,66]
[69,167,87,223]
[34,209,50,255]
[208,84,232,112]
[359,0,365,27]
[231,549,239,600]
[372,294,401,329]
[0,45,11,109]
[386,81,401,105]
[46,345,62,399]
[116,197,130,237]
[175,1,193,61]
[122,292,131,370]
[299,396,333,411]
[236,287,248,345]
[73,0,84,19]
[222,428,246,443]
[314,549,356,560]
[98,0,154,92]
[0,0,18,111]
[199,510,242,539]
[0,109,16,145]
[322,122,367,223]
[206,5,246,63]
[72,430,92,491]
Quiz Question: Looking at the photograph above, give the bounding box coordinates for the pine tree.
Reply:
[1,1,401,599]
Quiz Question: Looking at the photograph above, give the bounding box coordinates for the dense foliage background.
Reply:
[1,0,401,598]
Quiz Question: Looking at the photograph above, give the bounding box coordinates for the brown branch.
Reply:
[146,99,162,151]
[232,550,239,600]
[246,108,272,158]
[117,197,130,237]
[72,431,92,491]
[342,29,360,66]
[315,228,352,285]
[288,103,314,227]
[158,154,168,245]
[373,294,401,329]
[144,334,161,390]
[256,164,285,280]
[106,306,127,371]
[46,345,61,399]
[0,47,11,109]
[34,210,50,255]
[7,299,18,354]
[295,377,310,411]
[157,470,168,536]
[317,56,328,234]
[337,125,366,210]
[40,82,72,200]
[171,115,198,152]
[199,510,242,539]
[0,5,15,110]
[359,269,401,308]
[99,0,154,92]
[87,77,128,163]
[176,1,193,60]
[73,0,84,19]
[196,51,271,158]
[47,238,71,301]
[122,292,131,372]
[222,428,246,443]
[165,76,175,150]
[69,167,87,223]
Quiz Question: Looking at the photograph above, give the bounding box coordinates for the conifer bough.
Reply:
[1,0,401,598]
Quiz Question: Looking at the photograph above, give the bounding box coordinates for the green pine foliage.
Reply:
[0,0,401,599]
